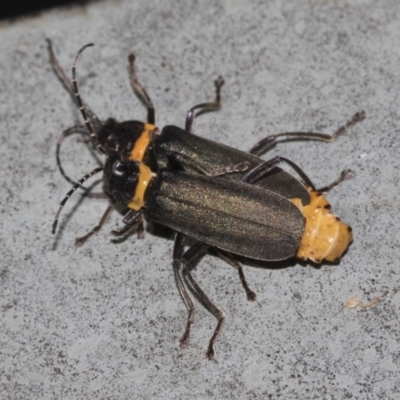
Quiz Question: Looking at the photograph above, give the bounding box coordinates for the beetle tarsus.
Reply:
[206,317,224,360]
[179,319,193,348]
[238,266,257,301]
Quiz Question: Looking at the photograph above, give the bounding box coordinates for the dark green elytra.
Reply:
[145,169,305,261]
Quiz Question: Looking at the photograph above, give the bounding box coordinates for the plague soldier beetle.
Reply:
[49,41,364,358]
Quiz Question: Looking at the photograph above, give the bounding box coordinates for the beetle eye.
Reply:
[113,161,126,177]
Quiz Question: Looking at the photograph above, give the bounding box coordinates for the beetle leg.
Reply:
[215,250,257,301]
[185,76,224,134]
[127,53,155,125]
[167,151,250,177]
[75,202,116,246]
[173,233,196,348]
[180,259,225,360]
[316,169,354,193]
[206,162,250,177]
[181,241,209,265]
[73,206,144,246]
[173,235,226,359]
[244,157,354,196]
[242,156,316,189]
[182,242,256,302]
[249,111,366,156]
[110,211,145,239]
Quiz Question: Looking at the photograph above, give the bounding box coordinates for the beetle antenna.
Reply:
[52,167,103,234]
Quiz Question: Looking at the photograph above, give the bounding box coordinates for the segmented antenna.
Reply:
[72,44,106,154]
[52,167,103,234]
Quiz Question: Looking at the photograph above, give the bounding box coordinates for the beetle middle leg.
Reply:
[316,169,354,193]
[181,70,365,157]
[182,241,256,302]
[166,151,250,177]
[172,233,196,349]
[243,156,354,195]
[173,233,225,360]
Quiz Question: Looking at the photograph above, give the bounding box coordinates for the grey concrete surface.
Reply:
[1,0,399,398]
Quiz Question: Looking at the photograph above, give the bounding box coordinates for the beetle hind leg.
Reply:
[316,169,354,193]
[249,111,366,156]
[216,249,257,301]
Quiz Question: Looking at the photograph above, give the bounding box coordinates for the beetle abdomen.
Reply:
[291,191,353,263]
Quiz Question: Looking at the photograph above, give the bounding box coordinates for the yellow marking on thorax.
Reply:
[129,123,156,161]
[127,162,153,211]
[291,190,353,263]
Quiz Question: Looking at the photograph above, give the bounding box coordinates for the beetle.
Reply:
[50,42,362,359]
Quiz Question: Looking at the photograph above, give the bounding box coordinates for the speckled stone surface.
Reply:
[1,1,399,398]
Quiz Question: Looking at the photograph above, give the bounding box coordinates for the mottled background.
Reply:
[1,0,399,398]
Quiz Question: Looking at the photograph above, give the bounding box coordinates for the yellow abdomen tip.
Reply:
[291,190,352,263]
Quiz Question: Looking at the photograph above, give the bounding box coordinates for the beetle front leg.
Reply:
[110,210,145,239]
[127,53,156,125]
[75,201,116,246]
[185,76,224,134]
